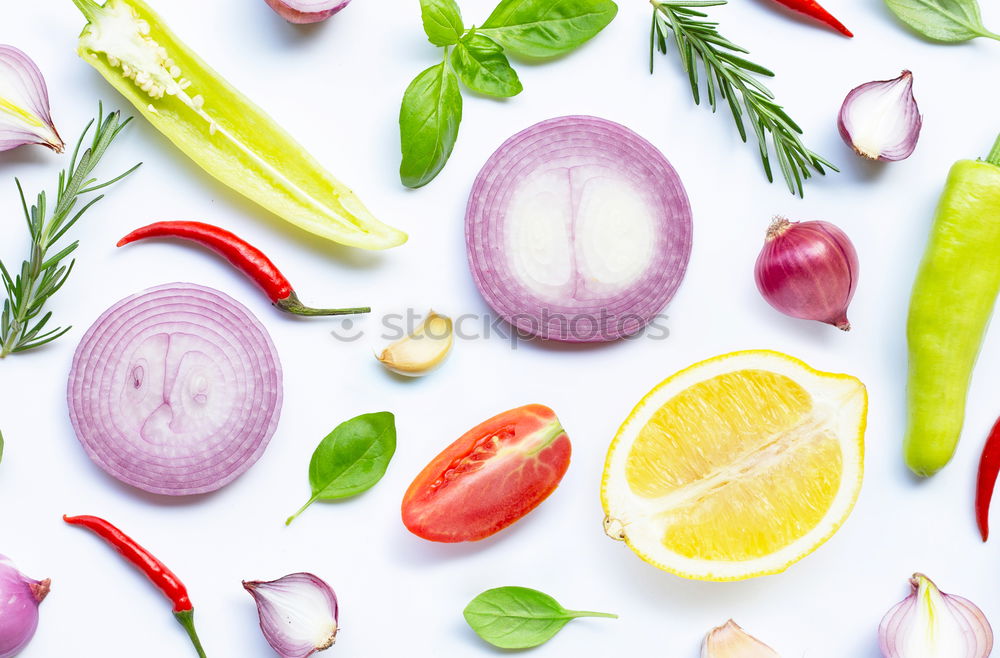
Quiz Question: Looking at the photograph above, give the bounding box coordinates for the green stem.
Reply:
[986,132,1000,167]
[275,293,370,317]
[69,0,104,22]
[567,610,619,619]
[173,610,208,658]
[286,494,319,526]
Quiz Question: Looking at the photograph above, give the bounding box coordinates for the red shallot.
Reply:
[0,555,49,658]
[244,573,339,657]
[67,283,283,496]
[0,45,63,153]
[263,0,351,24]
[839,71,921,162]
[754,217,859,330]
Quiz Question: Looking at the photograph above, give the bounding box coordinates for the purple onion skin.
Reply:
[0,556,49,658]
[263,0,351,23]
[754,217,859,331]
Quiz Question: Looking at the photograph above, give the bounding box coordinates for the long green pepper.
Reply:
[905,133,1000,476]
[70,0,406,250]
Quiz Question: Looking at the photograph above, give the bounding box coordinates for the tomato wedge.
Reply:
[401,404,572,542]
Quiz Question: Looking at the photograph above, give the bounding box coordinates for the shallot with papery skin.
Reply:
[0,555,49,658]
[263,0,351,23]
[755,217,859,330]
[879,573,992,658]
[839,71,921,161]
[0,46,63,153]
[702,620,778,658]
[244,573,339,658]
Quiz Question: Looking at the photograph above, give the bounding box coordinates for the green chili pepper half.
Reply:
[70,0,406,250]
[905,135,1000,477]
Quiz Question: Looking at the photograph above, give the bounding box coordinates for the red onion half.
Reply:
[67,283,282,496]
[263,0,351,23]
[466,116,692,342]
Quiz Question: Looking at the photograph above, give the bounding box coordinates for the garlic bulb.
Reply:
[377,310,453,376]
[702,620,779,658]
[879,573,992,658]
[0,46,63,153]
[838,71,921,162]
[244,573,339,658]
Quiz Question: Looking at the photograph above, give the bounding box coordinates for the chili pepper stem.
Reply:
[986,132,1000,167]
[275,292,371,317]
[174,610,208,658]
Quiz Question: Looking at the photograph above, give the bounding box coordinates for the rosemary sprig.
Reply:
[0,105,139,358]
[650,0,836,196]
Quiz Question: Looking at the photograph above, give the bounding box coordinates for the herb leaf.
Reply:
[421,0,465,46]
[0,430,4,465]
[285,412,396,525]
[451,35,523,97]
[884,0,1000,42]
[399,61,464,189]
[464,586,617,649]
[479,0,618,58]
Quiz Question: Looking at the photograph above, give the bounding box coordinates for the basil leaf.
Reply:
[285,412,396,525]
[884,0,1000,41]
[464,586,617,649]
[478,0,619,58]
[0,429,4,465]
[399,61,464,188]
[421,0,465,46]
[450,35,523,98]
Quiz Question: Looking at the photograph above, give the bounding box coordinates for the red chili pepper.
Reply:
[117,221,370,317]
[767,0,853,37]
[976,418,1000,541]
[63,515,207,658]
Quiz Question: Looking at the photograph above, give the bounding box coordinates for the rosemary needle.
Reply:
[650,0,836,196]
[0,104,140,358]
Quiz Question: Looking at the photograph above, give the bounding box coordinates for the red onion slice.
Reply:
[263,0,351,24]
[67,283,282,496]
[466,116,692,342]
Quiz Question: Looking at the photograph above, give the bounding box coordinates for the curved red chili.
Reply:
[767,0,852,37]
[975,418,1000,541]
[117,221,370,317]
[64,514,207,658]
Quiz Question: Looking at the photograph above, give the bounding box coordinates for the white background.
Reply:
[1,0,999,655]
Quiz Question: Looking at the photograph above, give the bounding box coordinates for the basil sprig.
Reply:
[464,586,617,649]
[285,412,397,525]
[885,0,1000,42]
[399,0,618,188]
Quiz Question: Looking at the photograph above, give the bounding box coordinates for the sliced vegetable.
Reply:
[975,416,1000,541]
[763,0,852,36]
[879,573,992,658]
[0,107,138,358]
[702,620,779,658]
[905,132,1000,476]
[0,45,63,152]
[286,412,396,525]
[839,71,921,162]
[0,555,49,658]
[464,586,616,649]
[399,0,617,187]
[402,404,571,542]
[64,515,207,658]
[70,0,406,250]
[884,0,1000,43]
[376,311,453,376]
[244,573,339,658]
[466,115,691,342]
[263,0,351,24]
[117,222,370,316]
[650,0,835,196]
[67,283,283,496]
[754,217,859,330]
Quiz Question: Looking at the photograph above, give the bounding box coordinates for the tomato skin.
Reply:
[401,404,571,542]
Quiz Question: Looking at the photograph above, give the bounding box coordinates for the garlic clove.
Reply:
[263,0,352,24]
[702,620,780,658]
[377,310,453,377]
[879,573,993,658]
[838,70,921,162]
[244,573,339,658]
[0,46,64,153]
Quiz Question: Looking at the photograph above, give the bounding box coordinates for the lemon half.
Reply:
[601,350,867,581]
